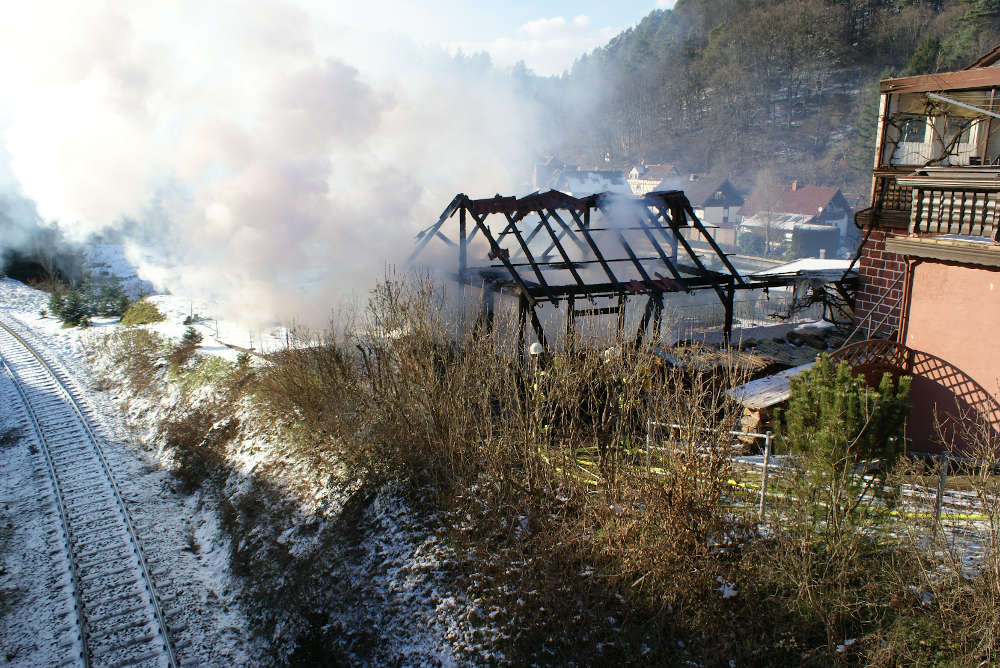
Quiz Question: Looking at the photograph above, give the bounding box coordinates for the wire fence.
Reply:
[664,287,826,342]
[645,420,996,525]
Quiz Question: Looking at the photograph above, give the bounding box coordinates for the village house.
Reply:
[627,163,681,195]
[532,156,631,196]
[532,156,578,191]
[657,176,744,248]
[740,182,855,257]
[554,169,631,196]
[848,45,1000,453]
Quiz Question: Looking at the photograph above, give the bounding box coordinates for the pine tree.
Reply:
[48,290,65,321]
[182,327,203,347]
[60,289,87,326]
[780,354,910,535]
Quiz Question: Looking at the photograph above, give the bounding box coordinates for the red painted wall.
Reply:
[854,230,906,338]
[903,260,1000,453]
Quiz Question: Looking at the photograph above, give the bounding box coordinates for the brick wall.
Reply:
[854,230,906,338]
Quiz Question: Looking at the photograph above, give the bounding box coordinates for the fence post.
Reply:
[759,431,772,520]
[934,452,949,526]
[645,419,652,478]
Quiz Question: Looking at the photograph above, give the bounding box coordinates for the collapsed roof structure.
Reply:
[409,189,856,350]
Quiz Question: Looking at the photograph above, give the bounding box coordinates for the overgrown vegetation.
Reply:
[120,298,166,326]
[91,278,1000,665]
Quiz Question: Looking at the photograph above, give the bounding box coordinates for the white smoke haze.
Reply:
[0,1,552,327]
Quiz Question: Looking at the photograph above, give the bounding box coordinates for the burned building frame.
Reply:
[409,189,849,350]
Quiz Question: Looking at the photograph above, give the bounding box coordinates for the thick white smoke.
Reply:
[0,2,546,325]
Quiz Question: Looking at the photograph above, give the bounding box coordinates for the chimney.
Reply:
[791,180,799,191]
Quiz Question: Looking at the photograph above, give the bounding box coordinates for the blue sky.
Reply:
[403,0,676,75]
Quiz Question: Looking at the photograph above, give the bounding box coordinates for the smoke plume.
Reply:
[0,2,549,325]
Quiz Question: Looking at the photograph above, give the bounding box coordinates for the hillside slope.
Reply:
[533,0,1000,192]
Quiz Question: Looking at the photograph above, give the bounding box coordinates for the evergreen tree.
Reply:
[780,354,910,536]
[60,288,87,326]
[48,290,65,321]
[182,326,203,347]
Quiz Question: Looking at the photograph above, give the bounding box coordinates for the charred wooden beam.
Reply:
[466,207,538,306]
[497,209,559,305]
[536,210,585,286]
[408,193,465,263]
[568,206,621,289]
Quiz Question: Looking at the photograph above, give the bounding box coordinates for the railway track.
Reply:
[0,319,178,667]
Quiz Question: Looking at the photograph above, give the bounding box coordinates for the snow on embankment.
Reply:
[0,278,262,665]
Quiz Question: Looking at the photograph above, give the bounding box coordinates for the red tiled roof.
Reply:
[743,184,841,217]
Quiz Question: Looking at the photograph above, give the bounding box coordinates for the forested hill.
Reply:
[532,0,1000,195]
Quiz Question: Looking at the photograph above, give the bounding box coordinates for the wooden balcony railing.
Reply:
[830,339,913,373]
[864,168,1000,239]
[857,170,913,230]
[908,185,1000,240]
[872,170,913,212]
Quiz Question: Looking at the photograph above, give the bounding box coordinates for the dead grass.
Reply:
[92,275,1000,665]
[87,328,165,395]
[164,409,238,492]
[248,278,772,662]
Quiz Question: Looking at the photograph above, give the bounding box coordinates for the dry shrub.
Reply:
[165,408,238,492]
[91,328,165,394]
[166,341,197,373]
[870,414,1000,666]
[255,335,362,470]
[255,277,759,661]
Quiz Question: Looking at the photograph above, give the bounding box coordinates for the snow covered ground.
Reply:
[1,275,503,664]
[0,278,264,665]
[140,293,289,362]
[0,370,70,665]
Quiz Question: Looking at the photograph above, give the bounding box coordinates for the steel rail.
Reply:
[0,319,178,668]
[1,351,89,665]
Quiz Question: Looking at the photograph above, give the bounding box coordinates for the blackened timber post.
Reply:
[652,291,664,340]
[459,206,467,280]
[518,296,527,364]
[616,295,627,342]
[566,296,575,353]
[723,282,735,347]
[475,283,495,336]
[635,292,659,348]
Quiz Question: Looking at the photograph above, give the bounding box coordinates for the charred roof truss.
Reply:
[410,189,801,349]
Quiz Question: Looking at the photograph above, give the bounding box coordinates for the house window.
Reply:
[945,117,979,164]
[890,115,933,165]
[899,117,927,143]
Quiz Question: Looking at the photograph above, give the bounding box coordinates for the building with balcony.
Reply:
[853,46,1000,453]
